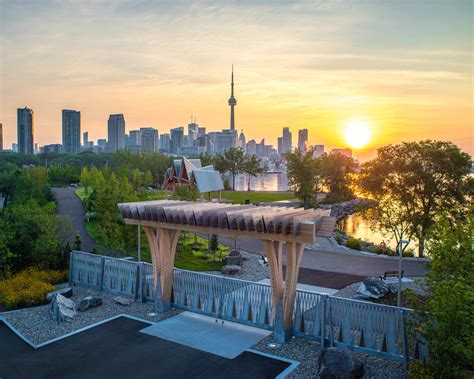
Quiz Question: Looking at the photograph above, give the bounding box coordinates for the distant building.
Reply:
[228,66,237,131]
[140,127,159,153]
[208,129,237,154]
[197,127,206,138]
[188,122,198,146]
[246,139,257,156]
[0,123,3,151]
[17,107,34,154]
[41,144,63,153]
[298,129,308,155]
[281,127,292,154]
[170,127,184,155]
[126,129,141,151]
[238,130,246,151]
[107,114,125,152]
[160,133,171,152]
[83,131,89,146]
[12,143,18,152]
[312,144,325,158]
[62,109,81,153]
[331,148,352,158]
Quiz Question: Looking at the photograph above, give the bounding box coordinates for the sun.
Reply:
[344,120,372,149]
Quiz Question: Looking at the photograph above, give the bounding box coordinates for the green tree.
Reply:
[173,184,199,201]
[79,167,91,194]
[410,213,473,378]
[359,140,472,256]
[213,148,246,191]
[131,168,142,190]
[319,152,357,202]
[286,148,321,208]
[242,155,266,191]
[73,232,82,251]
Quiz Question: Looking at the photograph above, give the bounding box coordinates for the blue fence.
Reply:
[69,250,427,362]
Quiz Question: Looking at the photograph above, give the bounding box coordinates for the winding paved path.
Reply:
[53,187,96,252]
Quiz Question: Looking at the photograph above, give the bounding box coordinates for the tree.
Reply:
[131,168,142,190]
[79,167,91,194]
[359,141,472,256]
[173,184,199,201]
[214,148,246,191]
[73,232,82,251]
[319,152,357,202]
[286,148,321,208]
[410,213,473,378]
[242,155,265,191]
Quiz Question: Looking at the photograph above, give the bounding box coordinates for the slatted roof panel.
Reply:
[118,200,336,240]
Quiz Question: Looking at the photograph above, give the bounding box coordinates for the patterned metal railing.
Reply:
[69,251,427,361]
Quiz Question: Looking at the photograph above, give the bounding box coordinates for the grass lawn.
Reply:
[85,220,229,271]
[211,191,296,204]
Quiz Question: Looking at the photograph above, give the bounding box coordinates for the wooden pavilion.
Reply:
[118,200,336,342]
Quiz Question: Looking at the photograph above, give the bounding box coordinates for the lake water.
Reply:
[338,212,418,252]
[230,173,289,192]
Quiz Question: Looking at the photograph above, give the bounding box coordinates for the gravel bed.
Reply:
[203,251,270,282]
[333,278,427,300]
[1,284,179,346]
[252,335,407,378]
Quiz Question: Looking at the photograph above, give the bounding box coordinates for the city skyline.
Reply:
[1,1,472,160]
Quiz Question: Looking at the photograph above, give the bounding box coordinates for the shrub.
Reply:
[346,237,361,250]
[0,268,69,310]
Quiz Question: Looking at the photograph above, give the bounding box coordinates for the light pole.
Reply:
[397,239,409,307]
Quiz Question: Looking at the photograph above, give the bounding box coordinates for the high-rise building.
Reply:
[107,114,126,152]
[238,130,246,152]
[126,129,141,150]
[282,127,292,154]
[140,127,159,153]
[208,129,237,154]
[197,127,206,138]
[0,123,3,151]
[159,133,170,152]
[62,109,81,153]
[17,107,34,154]
[312,144,325,158]
[228,66,237,131]
[83,131,89,146]
[246,139,257,156]
[277,137,283,155]
[41,144,63,153]
[188,121,198,146]
[170,127,184,155]
[331,148,352,158]
[298,129,308,154]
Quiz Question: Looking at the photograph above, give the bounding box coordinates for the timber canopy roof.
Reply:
[118,200,336,244]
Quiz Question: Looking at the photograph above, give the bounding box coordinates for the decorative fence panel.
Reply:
[69,251,427,362]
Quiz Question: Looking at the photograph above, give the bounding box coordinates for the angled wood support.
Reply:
[263,240,305,343]
[143,226,181,311]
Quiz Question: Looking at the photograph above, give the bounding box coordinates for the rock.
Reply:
[78,296,102,312]
[225,250,243,266]
[221,265,241,275]
[357,277,389,299]
[318,348,364,379]
[50,293,77,322]
[114,296,133,306]
[46,287,73,302]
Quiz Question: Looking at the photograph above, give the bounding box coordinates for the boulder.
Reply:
[46,287,73,302]
[225,250,243,266]
[357,277,389,299]
[114,296,133,306]
[78,296,102,312]
[50,293,77,322]
[318,348,364,379]
[221,265,241,275]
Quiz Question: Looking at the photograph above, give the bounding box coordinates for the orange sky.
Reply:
[1,1,472,161]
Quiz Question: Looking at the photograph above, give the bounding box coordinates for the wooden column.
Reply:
[143,226,181,312]
[263,239,305,343]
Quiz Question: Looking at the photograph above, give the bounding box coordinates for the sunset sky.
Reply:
[1,0,472,160]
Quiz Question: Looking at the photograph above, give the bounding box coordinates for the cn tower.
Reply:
[228,65,237,131]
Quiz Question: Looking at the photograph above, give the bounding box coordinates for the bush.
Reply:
[346,237,361,250]
[0,268,69,310]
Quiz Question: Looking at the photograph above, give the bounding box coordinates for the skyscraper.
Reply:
[0,123,3,151]
[17,107,34,154]
[188,121,198,146]
[170,127,184,155]
[160,133,170,152]
[228,66,237,131]
[62,109,81,153]
[238,130,246,152]
[298,129,308,154]
[282,127,292,154]
[83,131,89,146]
[140,127,159,153]
[107,114,126,152]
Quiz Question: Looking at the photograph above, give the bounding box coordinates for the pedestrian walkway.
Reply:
[141,312,271,359]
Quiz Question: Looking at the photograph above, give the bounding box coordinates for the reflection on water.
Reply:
[338,213,418,251]
[230,173,289,192]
